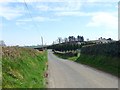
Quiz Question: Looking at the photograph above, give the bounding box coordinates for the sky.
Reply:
[0,0,119,46]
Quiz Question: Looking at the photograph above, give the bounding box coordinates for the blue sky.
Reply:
[0,0,119,46]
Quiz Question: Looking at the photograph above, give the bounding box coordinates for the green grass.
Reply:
[2,46,48,88]
[54,51,119,77]
[67,56,78,61]
[76,54,119,77]
[54,52,78,61]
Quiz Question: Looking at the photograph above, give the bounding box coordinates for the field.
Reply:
[2,46,48,88]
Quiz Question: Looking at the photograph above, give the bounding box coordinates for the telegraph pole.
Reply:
[41,36,43,47]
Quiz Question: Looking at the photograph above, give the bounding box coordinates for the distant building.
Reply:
[89,37,114,44]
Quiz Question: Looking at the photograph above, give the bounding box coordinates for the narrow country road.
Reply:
[47,50,118,88]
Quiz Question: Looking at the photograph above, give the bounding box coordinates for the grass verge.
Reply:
[54,52,78,61]
[53,51,119,77]
[76,54,119,77]
[2,46,48,88]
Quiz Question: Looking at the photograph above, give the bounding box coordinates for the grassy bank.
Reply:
[77,41,120,77]
[2,47,48,88]
[54,52,78,61]
[76,54,119,77]
[53,50,119,77]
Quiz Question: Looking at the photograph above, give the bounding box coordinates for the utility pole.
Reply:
[41,36,43,48]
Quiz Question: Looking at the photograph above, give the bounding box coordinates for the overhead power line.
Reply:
[23,0,39,30]
[16,0,44,45]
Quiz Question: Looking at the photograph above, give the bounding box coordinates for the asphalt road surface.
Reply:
[47,50,118,88]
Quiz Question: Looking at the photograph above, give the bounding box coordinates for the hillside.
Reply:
[2,47,48,88]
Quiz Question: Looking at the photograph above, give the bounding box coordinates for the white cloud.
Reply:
[0,0,119,3]
[87,12,118,40]
[16,16,59,24]
[33,16,49,22]
[0,0,83,3]
[17,18,32,22]
[86,0,119,3]
[55,11,92,16]
[16,22,26,26]
[36,0,82,11]
[36,5,49,11]
[0,0,14,3]
[0,0,82,20]
[34,16,59,21]
[0,4,25,20]
[87,12,118,29]
[55,11,118,33]
[0,0,117,20]
[0,0,73,3]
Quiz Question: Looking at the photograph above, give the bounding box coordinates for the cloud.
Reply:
[0,0,119,3]
[36,5,49,11]
[0,0,82,20]
[16,22,26,26]
[87,12,118,40]
[0,4,25,20]
[55,11,118,33]
[0,0,117,20]
[0,0,74,3]
[17,18,32,22]
[87,12,118,29]
[16,16,59,24]
[33,16,51,22]
[86,0,119,3]
[0,0,83,3]
[55,11,92,16]
[36,0,82,11]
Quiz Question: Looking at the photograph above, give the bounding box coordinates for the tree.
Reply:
[64,38,68,43]
[68,36,75,42]
[81,36,84,42]
[58,37,62,44]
